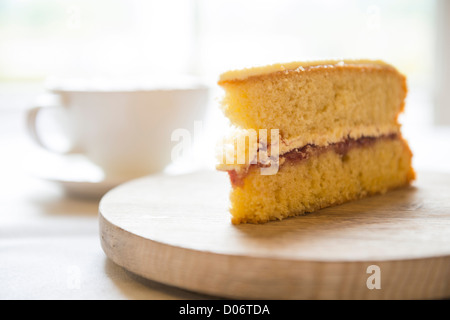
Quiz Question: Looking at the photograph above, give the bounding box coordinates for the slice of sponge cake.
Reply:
[216,60,415,224]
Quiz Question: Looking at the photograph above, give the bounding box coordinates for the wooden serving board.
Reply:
[99,170,450,300]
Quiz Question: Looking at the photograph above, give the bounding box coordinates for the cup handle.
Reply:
[26,105,81,154]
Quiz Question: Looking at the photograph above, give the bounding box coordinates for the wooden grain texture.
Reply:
[99,170,450,300]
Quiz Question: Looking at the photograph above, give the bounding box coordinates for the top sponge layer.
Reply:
[218,60,407,146]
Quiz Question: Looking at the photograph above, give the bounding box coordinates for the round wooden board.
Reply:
[99,170,450,300]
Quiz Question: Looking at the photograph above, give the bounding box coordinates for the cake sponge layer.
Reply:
[219,60,406,143]
[229,136,415,224]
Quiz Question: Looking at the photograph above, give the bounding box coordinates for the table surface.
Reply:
[1,86,450,300]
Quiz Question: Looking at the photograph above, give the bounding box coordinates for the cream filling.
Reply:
[216,125,400,173]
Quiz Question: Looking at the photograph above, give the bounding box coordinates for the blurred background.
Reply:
[0,0,449,183]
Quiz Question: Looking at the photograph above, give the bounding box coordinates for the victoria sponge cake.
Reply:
[216,60,415,224]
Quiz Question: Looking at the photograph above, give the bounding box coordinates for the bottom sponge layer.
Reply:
[229,136,415,224]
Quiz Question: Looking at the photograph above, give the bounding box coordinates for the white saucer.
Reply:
[25,150,128,199]
[22,142,204,199]
[44,174,125,200]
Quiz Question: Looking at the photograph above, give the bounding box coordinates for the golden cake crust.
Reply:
[218,59,397,83]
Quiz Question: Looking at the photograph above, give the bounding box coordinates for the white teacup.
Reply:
[27,77,210,180]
